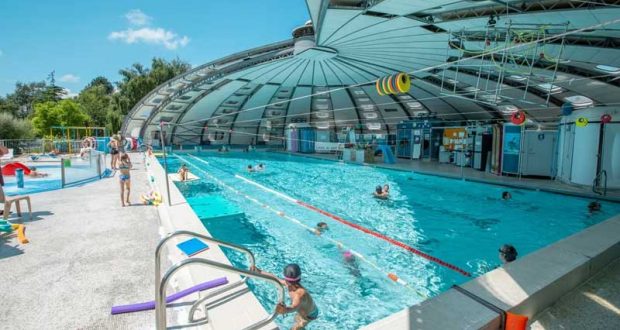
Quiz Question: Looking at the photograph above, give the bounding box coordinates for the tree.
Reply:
[115,57,191,115]
[78,85,111,127]
[0,113,34,139]
[31,100,90,137]
[85,76,114,95]
[0,81,47,117]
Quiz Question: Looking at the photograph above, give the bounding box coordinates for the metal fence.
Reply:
[0,138,110,155]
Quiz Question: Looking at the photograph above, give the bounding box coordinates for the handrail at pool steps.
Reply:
[592,170,607,196]
[155,230,285,330]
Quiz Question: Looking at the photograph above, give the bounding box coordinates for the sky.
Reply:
[0,0,310,96]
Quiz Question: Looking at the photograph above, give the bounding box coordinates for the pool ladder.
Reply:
[155,230,285,330]
[592,170,607,196]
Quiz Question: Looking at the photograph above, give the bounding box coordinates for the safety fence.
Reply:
[0,138,111,156]
[60,149,107,187]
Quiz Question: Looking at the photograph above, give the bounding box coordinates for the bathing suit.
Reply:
[305,306,319,320]
[119,174,130,182]
[110,148,119,155]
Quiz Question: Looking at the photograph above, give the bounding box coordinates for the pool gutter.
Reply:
[361,214,620,330]
[147,156,277,330]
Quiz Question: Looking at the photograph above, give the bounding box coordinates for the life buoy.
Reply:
[376,79,384,96]
[396,73,411,93]
[81,137,96,149]
[601,114,612,124]
[510,111,526,125]
[575,117,589,127]
[375,73,411,95]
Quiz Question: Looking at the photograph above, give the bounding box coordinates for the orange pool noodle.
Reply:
[11,224,29,244]
[505,312,528,330]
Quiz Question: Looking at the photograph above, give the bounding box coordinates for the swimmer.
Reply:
[178,164,189,181]
[502,191,512,200]
[314,222,328,235]
[499,244,518,264]
[588,201,601,213]
[251,264,319,330]
[343,250,361,277]
[257,163,265,171]
[373,184,389,199]
[28,166,49,178]
[247,165,255,173]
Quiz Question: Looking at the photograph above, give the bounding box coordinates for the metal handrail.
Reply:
[154,231,260,329]
[157,258,285,330]
[593,170,608,196]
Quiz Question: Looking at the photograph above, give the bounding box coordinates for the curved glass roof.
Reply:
[122,0,620,146]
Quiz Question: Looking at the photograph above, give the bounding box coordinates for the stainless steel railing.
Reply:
[154,231,285,330]
[592,170,608,196]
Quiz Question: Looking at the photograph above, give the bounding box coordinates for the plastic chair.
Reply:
[0,185,33,221]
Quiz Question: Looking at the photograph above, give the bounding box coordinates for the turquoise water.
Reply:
[3,164,62,196]
[3,159,104,196]
[165,152,620,330]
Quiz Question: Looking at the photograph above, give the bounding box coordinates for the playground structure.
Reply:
[48,126,109,154]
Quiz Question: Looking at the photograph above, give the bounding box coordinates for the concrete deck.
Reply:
[0,154,160,329]
[289,152,620,201]
[530,258,620,330]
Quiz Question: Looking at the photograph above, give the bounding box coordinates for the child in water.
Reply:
[252,264,319,330]
[314,222,328,235]
[373,184,389,199]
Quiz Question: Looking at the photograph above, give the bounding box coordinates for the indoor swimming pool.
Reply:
[166,152,620,330]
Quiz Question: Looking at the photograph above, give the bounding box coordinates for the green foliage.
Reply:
[0,81,47,118]
[85,76,114,95]
[0,113,34,139]
[31,100,90,137]
[78,85,111,127]
[2,57,191,137]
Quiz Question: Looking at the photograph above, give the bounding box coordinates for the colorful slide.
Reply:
[110,277,228,315]
[377,145,396,164]
[1,162,32,176]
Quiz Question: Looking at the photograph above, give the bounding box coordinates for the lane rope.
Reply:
[175,154,429,298]
[188,154,472,277]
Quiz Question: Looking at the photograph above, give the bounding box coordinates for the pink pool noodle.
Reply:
[111,277,228,315]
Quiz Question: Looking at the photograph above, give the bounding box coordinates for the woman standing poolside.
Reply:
[108,138,120,169]
[119,153,132,207]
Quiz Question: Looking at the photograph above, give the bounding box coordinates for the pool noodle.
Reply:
[110,277,228,315]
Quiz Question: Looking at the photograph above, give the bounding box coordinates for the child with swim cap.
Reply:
[251,263,318,329]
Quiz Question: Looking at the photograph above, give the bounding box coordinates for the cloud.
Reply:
[109,27,190,50]
[62,88,78,99]
[59,74,80,83]
[125,9,151,26]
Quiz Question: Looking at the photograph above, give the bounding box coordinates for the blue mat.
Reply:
[177,238,209,256]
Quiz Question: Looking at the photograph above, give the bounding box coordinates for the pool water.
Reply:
[3,159,103,196]
[2,164,62,196]
[165,152,620,330]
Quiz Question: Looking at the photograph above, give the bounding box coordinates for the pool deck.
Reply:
[282,152,620,202]
[0,152,275,330]
[530,258,620,330]
[0,153,160,329]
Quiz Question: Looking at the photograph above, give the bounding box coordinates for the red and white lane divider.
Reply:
[230,165,472,278]
[180,154,429,298]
